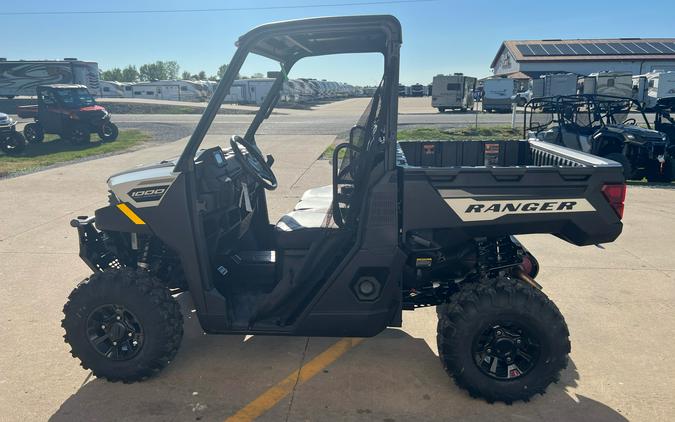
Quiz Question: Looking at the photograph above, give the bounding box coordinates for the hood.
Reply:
[608,124,666,141]
[107,161,178,208]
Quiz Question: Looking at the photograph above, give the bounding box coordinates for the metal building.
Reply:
[491,38,675,79]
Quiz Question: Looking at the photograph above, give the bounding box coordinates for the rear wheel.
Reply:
[68,123,91,144]
[23,123,44,143]
[437,277,570,403]
[604,152,633,180]
[98,121,119,142]
[1,131,27,155]
[62,269,183,382]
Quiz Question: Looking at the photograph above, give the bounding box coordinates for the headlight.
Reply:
[625,133,636,140]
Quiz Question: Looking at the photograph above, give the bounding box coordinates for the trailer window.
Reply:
[446,83,461,91]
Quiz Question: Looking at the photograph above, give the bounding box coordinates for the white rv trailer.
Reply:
[0,58,99,98]
[482,78,515,112]
[581,71,633,98]
[98,81,132,98]
[431,74,477,111]
[129,80,209,102]
[632,71,675,110]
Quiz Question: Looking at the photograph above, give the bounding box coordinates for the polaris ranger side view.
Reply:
[16,84,119,144]
[525,94,672,182]
[62,16,627,404]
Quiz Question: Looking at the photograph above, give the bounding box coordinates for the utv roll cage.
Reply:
[176,15,402,173]
[524,94,653,137]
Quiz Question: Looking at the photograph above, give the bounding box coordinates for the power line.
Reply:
[1,0,438,16]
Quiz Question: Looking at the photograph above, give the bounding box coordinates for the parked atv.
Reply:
[0,112,27,155]
[525,94,672,181]
[16,84,118,145]
[62,16,626,404]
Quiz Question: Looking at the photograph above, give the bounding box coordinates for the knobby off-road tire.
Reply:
[62,268,183,382]
[436,276,570,404]
[1,131,26,155]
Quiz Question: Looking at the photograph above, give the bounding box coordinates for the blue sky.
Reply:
[3,0,675,85]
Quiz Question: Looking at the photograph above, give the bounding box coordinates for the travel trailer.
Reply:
[633,71,675,110]
[581,71,633,98]
[431,74,476,112]
[98,81,132,98]
[514,73,578,106]
[482,78,515,112]
[130,80,209,102]
[0,59,99,98]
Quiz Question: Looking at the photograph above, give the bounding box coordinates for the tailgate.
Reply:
[399,140,625,246]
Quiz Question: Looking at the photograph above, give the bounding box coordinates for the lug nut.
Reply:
[101,325,105,329]
[516,339,522,344]
[128,333,132,337]
[486,348,492,353]
[116,316,121,320]
[113,341,117,346]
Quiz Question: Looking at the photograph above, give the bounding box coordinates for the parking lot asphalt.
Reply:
[1,97,674,421]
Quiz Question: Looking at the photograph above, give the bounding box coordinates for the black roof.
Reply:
[236,15,402,62]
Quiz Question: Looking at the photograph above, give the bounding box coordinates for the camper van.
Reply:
[633,71,675,110]
[582,71,633,98]
[482,78,515,112]
[0,59,99,98]
[431,74,476,112]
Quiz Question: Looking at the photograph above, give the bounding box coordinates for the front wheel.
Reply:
[437,277,570,403]
[62,269,184,382]
[1,131,27,155]
[24,123,44,143]
[98,121,119,142]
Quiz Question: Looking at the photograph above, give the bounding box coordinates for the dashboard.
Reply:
[194,146,260,252]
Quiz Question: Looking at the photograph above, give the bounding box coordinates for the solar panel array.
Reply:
[515,41,675,57]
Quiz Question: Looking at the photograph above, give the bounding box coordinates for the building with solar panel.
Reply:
[491,38,675,80]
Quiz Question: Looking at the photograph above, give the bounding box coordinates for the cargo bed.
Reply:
[397,139,625,246]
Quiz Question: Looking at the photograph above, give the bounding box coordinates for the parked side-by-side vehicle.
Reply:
[525,94,672,181]
[17,84,119,144]
[61,16,627,404]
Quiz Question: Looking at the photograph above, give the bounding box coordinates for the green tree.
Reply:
[251,72,264,79]
[197,70,207,80]
[139,61,180,81]
[217,64,229,78]
[121,65,139,82]
[181,71,192,80]
[101,67,123,81]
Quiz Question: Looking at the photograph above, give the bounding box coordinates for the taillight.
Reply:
[602,183,626,219]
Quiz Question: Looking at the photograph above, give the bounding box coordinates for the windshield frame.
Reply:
[173,15,402,173]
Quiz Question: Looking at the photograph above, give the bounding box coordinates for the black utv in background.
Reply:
[62,16,626,404]
[525,95,672,181]
[17,84,118,144]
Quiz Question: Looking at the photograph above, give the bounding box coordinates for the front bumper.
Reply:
[70,216,120,272]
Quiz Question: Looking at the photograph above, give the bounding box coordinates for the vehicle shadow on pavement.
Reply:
[50,297,629,422]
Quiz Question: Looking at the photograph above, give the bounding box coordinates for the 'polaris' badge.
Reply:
[127,185,170,203]
[445,197,595,222]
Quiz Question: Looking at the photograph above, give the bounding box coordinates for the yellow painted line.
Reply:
[116,203,146,225]
[225,338,364,422]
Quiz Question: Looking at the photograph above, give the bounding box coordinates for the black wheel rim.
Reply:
[102,124,113,137]
[25,127,35,140]
[472,320,541,381]
[86,304,144,360]
[73,128,87,142]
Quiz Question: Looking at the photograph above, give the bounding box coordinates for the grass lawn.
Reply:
[397,126,522,141]
[0,130,149,177]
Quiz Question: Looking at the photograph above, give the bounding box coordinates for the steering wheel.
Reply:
[622,118,637,126]
[230,135,277,190]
